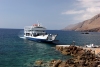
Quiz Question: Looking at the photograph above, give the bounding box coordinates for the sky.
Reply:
[0,0,100,30]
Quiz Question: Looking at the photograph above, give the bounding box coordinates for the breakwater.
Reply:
[34,45,100,67]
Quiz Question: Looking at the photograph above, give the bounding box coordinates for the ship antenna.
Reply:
[37,20,40,26]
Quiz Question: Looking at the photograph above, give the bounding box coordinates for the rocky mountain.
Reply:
[63,14,100,32]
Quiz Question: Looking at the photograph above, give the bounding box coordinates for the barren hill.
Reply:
[63,14,100,32]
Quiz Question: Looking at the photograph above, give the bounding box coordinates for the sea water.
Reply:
[0,29,100,67]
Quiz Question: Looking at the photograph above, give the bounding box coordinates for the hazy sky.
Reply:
[0,0,100,29]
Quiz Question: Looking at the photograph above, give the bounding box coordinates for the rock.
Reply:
[50,60,62,67]
[61,50,71,55]
[34,45,100,67]
[98,65,100,67]
[35,60,43,66]
[56,46,63,51]
[58,61,68,67]
[49,60,56,66]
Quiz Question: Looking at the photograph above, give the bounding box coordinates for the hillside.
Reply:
[63,14,100,32]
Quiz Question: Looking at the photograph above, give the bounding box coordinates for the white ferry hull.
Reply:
[24,34,57,43]
[26,37,52,42]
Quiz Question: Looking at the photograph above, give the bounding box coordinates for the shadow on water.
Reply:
[23,39,57,47]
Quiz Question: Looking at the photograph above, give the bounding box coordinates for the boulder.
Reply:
[35,60,43,66]
[50,60,62,67]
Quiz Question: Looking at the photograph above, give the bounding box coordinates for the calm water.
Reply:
[0,29,100,67]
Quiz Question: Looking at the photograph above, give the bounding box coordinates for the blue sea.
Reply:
[0,29,100,67]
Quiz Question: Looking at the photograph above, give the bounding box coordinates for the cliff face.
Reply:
[63,14,100,32]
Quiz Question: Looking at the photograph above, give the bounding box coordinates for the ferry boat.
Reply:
[24,24,57,43]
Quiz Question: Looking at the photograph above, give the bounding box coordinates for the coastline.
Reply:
[34,45,100,67]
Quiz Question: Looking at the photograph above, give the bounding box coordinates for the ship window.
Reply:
[35,27,44,28]
[26,33,30,36]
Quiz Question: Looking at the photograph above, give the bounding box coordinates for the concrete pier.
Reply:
[83,47,100,55]
[56,45,100,55]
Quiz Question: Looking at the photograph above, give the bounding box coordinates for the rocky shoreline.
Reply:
[34,45,100,67]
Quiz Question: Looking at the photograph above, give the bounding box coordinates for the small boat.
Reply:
[85,44,99,48]
[85,32,89,34]
[23,23,57,43]
[81,32,89,34]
